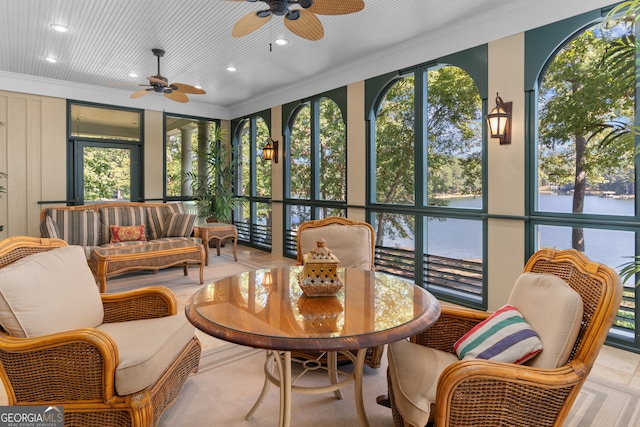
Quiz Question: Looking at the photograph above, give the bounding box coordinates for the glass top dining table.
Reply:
[185,265,441,352]
[185,266,441,427]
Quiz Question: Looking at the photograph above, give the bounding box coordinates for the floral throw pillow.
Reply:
[110,225,146,243]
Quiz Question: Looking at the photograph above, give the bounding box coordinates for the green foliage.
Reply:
[83,147,130,201]
[0,171,6,198]
[184,128,240,223]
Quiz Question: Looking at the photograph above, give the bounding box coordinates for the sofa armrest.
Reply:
[101,286,178,322]
[411,305,491,353]
[0,328,119,404]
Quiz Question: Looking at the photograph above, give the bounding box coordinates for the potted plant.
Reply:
[0,171,6,232]
[184,131,240,223]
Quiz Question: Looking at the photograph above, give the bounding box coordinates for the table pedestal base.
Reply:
[246,348,369,427]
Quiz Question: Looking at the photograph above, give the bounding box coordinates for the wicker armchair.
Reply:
[381,248,623,427]
[0,236,201,427]
[295,216,383,369]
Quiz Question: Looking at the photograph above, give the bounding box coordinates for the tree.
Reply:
[538,20,634,251]
[374,66,482,246]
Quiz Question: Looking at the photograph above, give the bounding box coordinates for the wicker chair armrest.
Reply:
[434,359,588,427]
[411,305,491,353]
[101,286,178,323]
[0,329,119,405]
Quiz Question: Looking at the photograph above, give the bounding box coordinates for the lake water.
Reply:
[383,194,638,282]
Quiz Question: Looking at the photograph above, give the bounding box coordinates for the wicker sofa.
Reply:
[39,201,201,259]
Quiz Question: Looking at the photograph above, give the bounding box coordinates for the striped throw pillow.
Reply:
[454,305,543,364]
[162,213,196,238]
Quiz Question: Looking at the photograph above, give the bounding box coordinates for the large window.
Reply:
[368,49,487,308]
[283,91,347,257]
[67,102,143,204]
[233,113,272,250]
[527,6,638,351]
[164,114,218,201]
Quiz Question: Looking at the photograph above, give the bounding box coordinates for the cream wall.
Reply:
[486,34,527,310]
[2,29,533,311]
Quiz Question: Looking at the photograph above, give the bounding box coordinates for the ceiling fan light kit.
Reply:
[230,0,364,41]
[130,49,206,103]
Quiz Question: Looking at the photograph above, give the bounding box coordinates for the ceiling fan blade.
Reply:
[164,90,189,103]
[148,76,168,86]
[130,88,152,99]
[171,83,206,94]
[307,0,364,15]
[285,9,323,41]
[232,11,271,37]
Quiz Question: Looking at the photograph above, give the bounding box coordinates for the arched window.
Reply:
[283,91,347,257]
[368,55,487,308]
[233,113,272,249]
[527,7,637,350]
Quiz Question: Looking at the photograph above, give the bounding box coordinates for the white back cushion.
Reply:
[508,272,583,369]
[299,224,373,270]
[0,246,104,337]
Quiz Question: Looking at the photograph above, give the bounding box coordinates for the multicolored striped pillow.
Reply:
[454,305,543,364]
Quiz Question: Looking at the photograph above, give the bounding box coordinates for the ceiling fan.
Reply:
[229,0,365,41]
[130,49,205,103]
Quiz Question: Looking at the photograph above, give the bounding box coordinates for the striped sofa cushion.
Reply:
[39,215,60,239]
[162,213,196,238]
[99,206,147,245]
[454,305,543,364]
[46,209,100,247]
[146,203,184,240]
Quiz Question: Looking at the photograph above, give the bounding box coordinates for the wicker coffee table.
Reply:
[194,222,238,264]
[90,241,205,292]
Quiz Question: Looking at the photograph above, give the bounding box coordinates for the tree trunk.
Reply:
[572,134,586,252]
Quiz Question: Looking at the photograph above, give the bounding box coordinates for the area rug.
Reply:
[158,340,640,427]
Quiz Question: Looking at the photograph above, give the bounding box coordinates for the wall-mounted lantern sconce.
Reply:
[262,138,278,163]
[486,92,512,145]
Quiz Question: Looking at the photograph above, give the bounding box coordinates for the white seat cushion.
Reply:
[388,338,458,427]
[97,313,196,395]
[0,246,103,337]
[299,224,373,270]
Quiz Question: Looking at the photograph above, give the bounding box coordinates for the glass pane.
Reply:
[256,117,272,197]
[289,105,311,199]
[537,18,635,216]
[165,115,216,198]
[83,146,130,201]
[255,202,272,247]
[426,66,482,208]
[285,205,311,256]
[375,76,415,205]
[372,212,415,279]
[319,98,346,202]
[70,104,140,141]
[237,120,251,197]
[236,199,250,241]
[535,224,635,340]
[316,207,346,219]
[424,217,483,302]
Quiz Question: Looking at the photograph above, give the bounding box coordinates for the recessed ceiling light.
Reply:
[128,73,138,78]
[275,38,288,46]
[45,56,57,63]
[226,66,237,72]
[50,24,69,33]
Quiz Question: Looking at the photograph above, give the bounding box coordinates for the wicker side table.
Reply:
[194,222,238,265]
